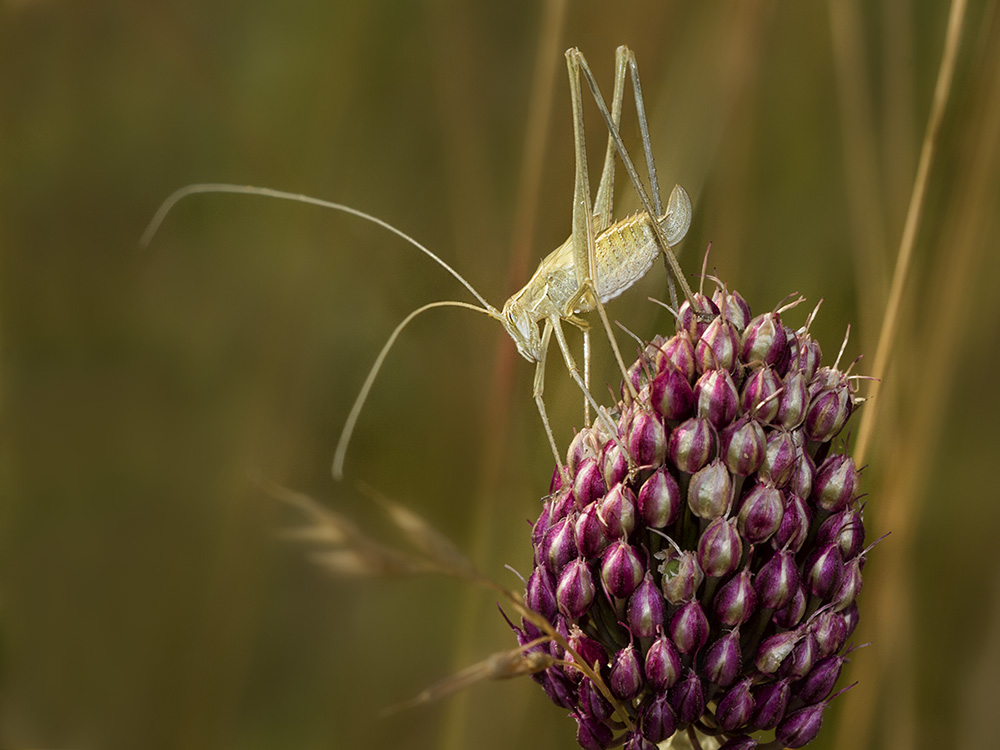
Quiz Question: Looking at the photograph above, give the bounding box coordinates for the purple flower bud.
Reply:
[716,677,756,732]
[657,332,696,383]
[578,677,614,722]
[817,507,866,559]
[696,315,740,372]
[789,448,815,501]
[796,653,845,705]
[679,294,720,340]
[810,609,850,658]
[773,493,811,552]
[713,287,752,332]
[658,548,704,604]
[698,516,744,577]
[714,567,757,627]
[737,482,785,544]
[790,332,823,381]
[651,360,696,420]
[831,554,864,611]
[645,632,683,690]
[842,601,860,639]
[772,583,807,628]
[526,566,558,622]
[812,454,859,512]
[741,366,782,423]
[751,678,790,729]
[704,627,743,687]
[687,458,733,519]
[574,711,614,750]
[574,503,609,559]
[610,643,644,700]
[742,312,789,370]
[778,631,818,681]
[623,732,658,750]
[805,543,845,600]
[573,457,607,508]
[628,410,667,467]
[639,691,677,744]
[541,667,577,709]
[567,628,609,682]
[669,669,706,724]
[667,417,716,473]
[628,573,666,637]
[531,500,555,553]
[719,736,758,750]
[755,549,800,609]
[776,703,828,748]
[601,442,630,489]
[566,429,593,475]
[598,483,637,540]
[756,629,803,674]
[542,515,578,573]
[695,369,739,428]
[557,558,596,619]
[670,600,709,655]
[776,370,809,429]
[601,541,645,598]
[760,429,797,487]
[805,381,853,442]
[637,467,682,529]
[721,417,767,476]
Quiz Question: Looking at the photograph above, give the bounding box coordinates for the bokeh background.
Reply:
[2,1,998,749]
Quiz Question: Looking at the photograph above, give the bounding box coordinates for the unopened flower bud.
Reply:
[657,332,696,383]
[779,631,818,681]
[610,643,644,700]
[789,448,815,500]
[776,370,808,429]
[742,312,789,370]
[756,629,803,675]
[637,467,682,529]
[526,566,558,621]
[542,515,577,573]
[831,554,864,611]
[695,369,739,428]
[688,458,733,519]
[776,702,828,748]
[557,558,596,619]
[598,483,637,540]
[773,493,811,552]
[541,667,577,709]
[751,678,790,729]
[628,573,666,637]
[602,442,629,489]
[628,410,667,467]
[790,332,822,381]
[772,584,807,628]
[704,627,742,687]
[741,366,781,423]
[670,600,709,655]
[812,454,859,512]
[679,294,720,340]
[566,628,609,683]
[601,540,644,598]
[716,677,756,732]
[714,567,757,627]
[578,678,613,722]
[797,653,846,705]
[760,429,797,487]
[640,691,677,744]
[651,360,696,421]
[573,457,606,508]
[696,315,740,373]
[669,669,706,724]
[805,543,845,600]
[755,549,800,609]
[698,516,744,577]
[574,503,609,559]
[810,609,850,658]
[658,548,704,604]
[667,417,716,473]
[574,711,614,750]
[805,381,853,442]
[713,288,752,332]
[818,507,866,558]
[721,417,766,476]
[738,482,785,544]
[645,632,682,690]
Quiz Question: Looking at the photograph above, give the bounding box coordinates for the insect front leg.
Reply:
[532,321,569,482]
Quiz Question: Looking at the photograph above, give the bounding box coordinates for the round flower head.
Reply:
[517,284,869,749]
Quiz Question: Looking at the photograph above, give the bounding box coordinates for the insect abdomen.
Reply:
[593,213,660,304]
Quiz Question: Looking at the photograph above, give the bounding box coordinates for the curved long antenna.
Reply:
[141,183,497,312]
[332,299,496,480]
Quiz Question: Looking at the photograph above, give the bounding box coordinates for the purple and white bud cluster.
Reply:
[514,289,867,749]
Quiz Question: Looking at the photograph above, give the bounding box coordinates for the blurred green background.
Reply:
[2,1,998,749]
